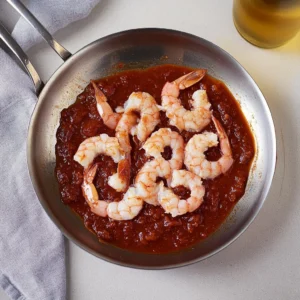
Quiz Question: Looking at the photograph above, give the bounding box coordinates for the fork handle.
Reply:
[7,0,72,61]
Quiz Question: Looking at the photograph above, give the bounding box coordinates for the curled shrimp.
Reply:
[121,92,160,142]
[161,69,212,132]
[116,91,160,149]
[91,81,121,130]
[73,134,124,168]
[157,170,205,217]
[74,134,127,192]
[135,157,171,206]
[184,116,234,179]
[82,164,108,217]
[115,113,138,190]
[114,92,160,190]
[142,128,184,170]
[107,187,143,220]
[82,164,143,220]
[116,113,138,153]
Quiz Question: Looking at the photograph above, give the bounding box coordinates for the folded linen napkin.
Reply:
[0,1,100,299]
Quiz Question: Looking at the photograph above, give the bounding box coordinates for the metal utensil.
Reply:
[1,1,276,269]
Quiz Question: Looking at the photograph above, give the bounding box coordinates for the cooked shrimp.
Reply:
[157,170,205,217]
[161,69,212,132]
[107,187,143,220]
[184,116,234,179]
[74,134,124,168]
[142,128,184,170]
[135,157,171,206]
[82,164,108,217]
[91,81,120,130]
[114,111,139,190]
[115,91,160,151]
[116,113,138,153]
[113,92,160,190]
[122,92,160,143]
[74,134,127,192]
[82,164,142,220]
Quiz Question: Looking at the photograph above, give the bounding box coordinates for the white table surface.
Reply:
[1,1,300,299]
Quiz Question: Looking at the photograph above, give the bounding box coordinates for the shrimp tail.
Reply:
[91,81,107,103]
[117,156,131,190]
[212,115,233,156]
[91,81,120,130]
[174,69,207,90]
[84,163,98,184]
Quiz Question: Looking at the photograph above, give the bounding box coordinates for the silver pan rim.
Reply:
[27,28,276,269]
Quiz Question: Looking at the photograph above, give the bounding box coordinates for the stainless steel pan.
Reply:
[0,0,276,269]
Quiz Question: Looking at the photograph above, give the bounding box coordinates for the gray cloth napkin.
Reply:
[0,1,100,299]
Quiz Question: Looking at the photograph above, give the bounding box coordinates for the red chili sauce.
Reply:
[55,65,255,253]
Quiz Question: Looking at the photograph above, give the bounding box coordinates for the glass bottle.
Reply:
[233,0,300,48]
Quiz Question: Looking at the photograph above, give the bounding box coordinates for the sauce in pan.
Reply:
[55,65,255,253]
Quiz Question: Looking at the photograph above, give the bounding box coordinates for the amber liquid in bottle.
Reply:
[233,0,300,48]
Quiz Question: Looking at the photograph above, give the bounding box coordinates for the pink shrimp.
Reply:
[184,116,234,179]
[91,81,120,130]
[161,69,212,132]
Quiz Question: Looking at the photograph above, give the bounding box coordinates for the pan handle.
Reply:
[0,22,44,95]
[7,0,72,61]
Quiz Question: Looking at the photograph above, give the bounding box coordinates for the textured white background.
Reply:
[1,0,300,299]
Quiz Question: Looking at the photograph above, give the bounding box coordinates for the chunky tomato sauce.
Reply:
[55,65,255,253]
